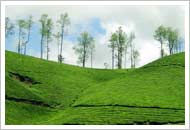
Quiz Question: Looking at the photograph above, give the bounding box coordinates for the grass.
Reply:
[5,50,185,125]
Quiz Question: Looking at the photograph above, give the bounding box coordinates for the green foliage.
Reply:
[57,13,70,27]
[17,19,28,54]
[23,15,34,55]
[73,32,94,67]
[132,49,140,68]
[154,25,167,41]
[116,27,126,69]
[109,32,118,48]
[154,25,167,58]
[128,32,136,68]
[154,25,179,57]
[166,27,179,55]
[39,14,53,60]
[5,17,14,38]
[108,32,118,69]
[108,27,127,69]
[57,13,70,63]
[39,14,48,59]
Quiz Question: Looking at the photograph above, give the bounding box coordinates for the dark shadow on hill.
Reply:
[73,104,184,110]
[9,72,41,85]
[118,120,185,125]
[62,120,185,125]
[142,63,185,69]
[5,95,53,108]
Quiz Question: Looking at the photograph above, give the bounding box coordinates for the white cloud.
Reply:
[48,40,78,65]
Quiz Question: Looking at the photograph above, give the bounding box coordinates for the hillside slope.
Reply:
[5,51,185,125]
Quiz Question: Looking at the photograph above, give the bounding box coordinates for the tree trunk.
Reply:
[112,47,114,69]
[24,25,31,55]
[46,30,50,61]
[41,23,45,59]
[169,42,173,55]
[18,27,21,54]
[120,46,122,69]
[124,47,127,69]
[160,40,163,58]
[60,26,64,63]
[47,38,49,60]
[130,43,133,68]
[91,50,92,68]
[40,34,44,59]
[83,43,86,68]
[118,46,122,69]
[24,42,26,55]
[117,46,120,69]
[170,48,172,55]
[57,39,60,62]
[5,21,8,37]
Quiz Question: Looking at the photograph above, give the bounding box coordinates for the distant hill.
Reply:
[5,51,185,125]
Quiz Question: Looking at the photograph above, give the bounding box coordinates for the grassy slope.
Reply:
[5,51,185,125]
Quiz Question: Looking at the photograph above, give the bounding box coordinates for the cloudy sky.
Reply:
[5,5,185,68]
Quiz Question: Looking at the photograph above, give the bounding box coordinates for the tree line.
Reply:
[5,14,184,69]
[154,25,183,58]
[108,27,139,69]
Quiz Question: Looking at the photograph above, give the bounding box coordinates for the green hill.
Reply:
[5,51,185,125]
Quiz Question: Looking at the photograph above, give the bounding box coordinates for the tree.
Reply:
[89,42,95,68]
[53,31,61,62]
[5,17,14,38]
[128,32,135,68]
[166,27,179,55]
[17,19,27,54]
[133,49,140,68]
[108,27,126,69]
[117,27,126,69]
[57,13,70,63]
[45,18,53,60]
[124,34,129,69]
[73,32,94,68]
[154,25,167,58]
[23,15,33,55]
[108,33,117,69]
[39,14,48,59]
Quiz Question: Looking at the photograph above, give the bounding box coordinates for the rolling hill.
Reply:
[5,50,185,125]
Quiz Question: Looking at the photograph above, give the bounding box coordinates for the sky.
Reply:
[5,5,185,69]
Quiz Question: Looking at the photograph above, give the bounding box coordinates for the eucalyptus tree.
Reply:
[57,13,70,63]
[108,33,117,69]
[124,34,129,69]
[117,27,126,69]
[166,27,179,55]
[73,32,94,68]
[39,14,48,59]
[133,49,140,68]
[53,31,61,62]
[45,18,53,60]
[23,15,33,55]
[154,25,167,58]
[128,32,135,68]
[5,17,14,38]
[108,27,126,69]
[17,19,27,54]
[89,41,95,68]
